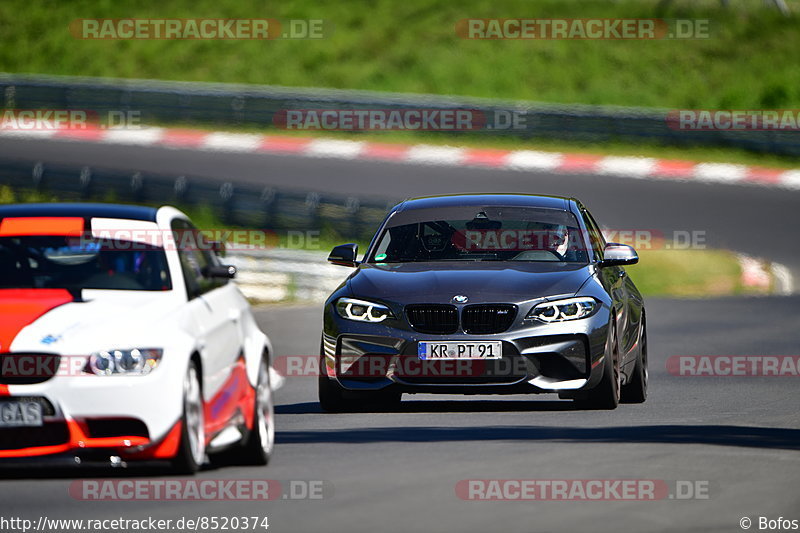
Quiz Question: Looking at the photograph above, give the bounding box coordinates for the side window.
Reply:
[584,210,607,247]
[373,232,389,260]
[171,219,223,298]
[579,207,606,262]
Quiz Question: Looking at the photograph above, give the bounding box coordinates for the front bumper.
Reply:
[0,353,184,460]
[322,305,611,395]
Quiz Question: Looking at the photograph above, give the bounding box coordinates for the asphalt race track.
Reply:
[1,137,799,281]
[0,137,798,532]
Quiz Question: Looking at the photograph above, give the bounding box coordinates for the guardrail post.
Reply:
[131,172,145,202]
[220,182,236,225]
[174,175,188,203]
[32,162,45,191]
[261,187,277,230]
[345,196,361,239]
[305,191,321,234]
[79,166,92,199]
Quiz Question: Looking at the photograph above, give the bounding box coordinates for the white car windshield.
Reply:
[0,235,172,291]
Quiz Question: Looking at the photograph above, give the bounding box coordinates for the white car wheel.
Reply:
[184,363,206,467]
[256,358,275,456]
[240,356,274,465]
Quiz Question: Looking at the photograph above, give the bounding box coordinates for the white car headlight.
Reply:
[526,297,599,323]
[335,298,394,323]
[87,348,163,376]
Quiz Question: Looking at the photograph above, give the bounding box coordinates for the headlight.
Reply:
[526,297,598,323]
[87,348,163,376]
[335,297,394,323]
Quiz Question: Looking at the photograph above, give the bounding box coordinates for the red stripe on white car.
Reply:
[203,357,256,438]
[0,289,75,353]
[0,418,151,459]
[0,217,85,237]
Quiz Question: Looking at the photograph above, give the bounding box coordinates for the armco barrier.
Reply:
[227,247,347,302]
[0,157,395,244]
[1,73,798,156]
[0,156,376,303]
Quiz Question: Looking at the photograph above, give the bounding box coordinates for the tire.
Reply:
[376,389,402,408]
[171,360,206,474]
[240,355,275,465]
[318,374,351,413]
[576,321,621,410]
[621,317,648,404]
[318,349,401,412]
[319,343,345,412]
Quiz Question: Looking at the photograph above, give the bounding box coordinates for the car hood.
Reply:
[348,262,592,303]
[1,289,185,354]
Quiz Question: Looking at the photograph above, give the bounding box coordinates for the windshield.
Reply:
[0,236,172,291]
[368,207,589,264]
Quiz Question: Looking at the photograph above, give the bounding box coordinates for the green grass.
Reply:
[1,0,799,110]
[629,249,755,297]
[0,185,58,204]
[4,1,800,166]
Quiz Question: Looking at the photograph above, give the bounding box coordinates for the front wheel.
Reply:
[171,361,206,474]
[621,318,648,404]
[318,345,401,412]
[318,375,350,413]
[576,321,620,410]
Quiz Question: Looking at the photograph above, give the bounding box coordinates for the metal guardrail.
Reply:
[0,157,395,243]
[227,248,347,302]
[1,73,798,156]
[0,155,363,302]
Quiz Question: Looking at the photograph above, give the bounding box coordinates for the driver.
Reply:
[524,222,570,258]
[548,224,570,257]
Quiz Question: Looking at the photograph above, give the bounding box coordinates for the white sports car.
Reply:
[0,203,274,472]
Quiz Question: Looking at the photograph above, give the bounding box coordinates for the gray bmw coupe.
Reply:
[320,194,647,411]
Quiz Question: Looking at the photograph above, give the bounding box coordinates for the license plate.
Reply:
[0,400,43,427]
[418,341,502,360]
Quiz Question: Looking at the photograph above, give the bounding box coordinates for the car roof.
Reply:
[0,203,159,222]
[394,193,573,212]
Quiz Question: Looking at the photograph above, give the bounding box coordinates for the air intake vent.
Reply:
[0,422,69,450]
[462,304,517,334]
[0,353,60,384]
[405,304,459,334]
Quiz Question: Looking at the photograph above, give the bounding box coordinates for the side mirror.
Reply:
[328,243,359,267]
[599,243,638,266]
[204,264,237,279]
